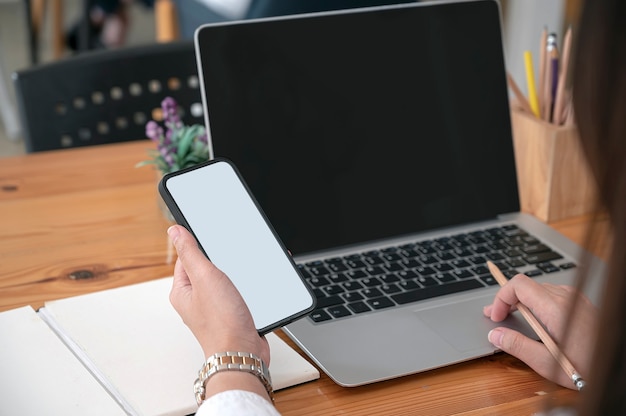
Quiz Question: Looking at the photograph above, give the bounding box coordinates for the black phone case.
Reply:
[157,158,316,335]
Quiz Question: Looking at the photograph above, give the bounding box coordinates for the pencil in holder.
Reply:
[510,107,597,223]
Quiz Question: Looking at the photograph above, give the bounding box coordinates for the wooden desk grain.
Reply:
[0,141,609,415]
[0,141,175,312]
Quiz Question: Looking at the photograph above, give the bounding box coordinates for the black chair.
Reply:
[13,40,204,152]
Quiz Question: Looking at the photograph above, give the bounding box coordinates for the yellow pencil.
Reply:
[537,27,548,117]
[524,51,540,118]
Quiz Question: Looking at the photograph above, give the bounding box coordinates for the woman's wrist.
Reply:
[202,371,273,403]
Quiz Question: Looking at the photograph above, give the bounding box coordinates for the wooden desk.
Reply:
[0,141,610,415]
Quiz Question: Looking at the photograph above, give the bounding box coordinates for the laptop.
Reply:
[193,0,605,387]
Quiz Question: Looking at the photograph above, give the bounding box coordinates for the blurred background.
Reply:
[0,0,582,158]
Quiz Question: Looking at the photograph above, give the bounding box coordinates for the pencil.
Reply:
[553,27,572,125]
[486,261,586,391]
[543,33,559,122]
[523,51,540,118]
[537,27,548,117]
[506,72,533,115]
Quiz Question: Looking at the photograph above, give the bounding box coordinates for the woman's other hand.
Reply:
[483,274,598,389]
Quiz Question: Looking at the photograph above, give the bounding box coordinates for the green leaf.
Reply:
[177,127,197,159]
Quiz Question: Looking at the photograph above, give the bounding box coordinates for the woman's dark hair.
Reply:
[572,0,626,413]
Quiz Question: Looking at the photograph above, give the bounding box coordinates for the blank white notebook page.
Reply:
[0,306,125,415]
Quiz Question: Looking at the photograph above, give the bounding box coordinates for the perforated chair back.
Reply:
[13,41,204,153]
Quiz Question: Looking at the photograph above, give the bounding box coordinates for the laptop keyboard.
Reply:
[297,224,576,323]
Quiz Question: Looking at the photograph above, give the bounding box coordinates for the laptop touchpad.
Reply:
[414,295,532,354]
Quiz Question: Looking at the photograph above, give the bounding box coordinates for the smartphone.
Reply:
[159,158,316,335]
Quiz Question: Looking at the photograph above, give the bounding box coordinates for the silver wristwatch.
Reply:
[193,351,274,405]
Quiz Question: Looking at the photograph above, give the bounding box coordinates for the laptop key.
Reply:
[310,310,332,322]
[502,269,519,279]
[416,266,436,276]
[417,276,438,286]
[343,292,364,302]
[381,284,402,294]
[346,270,368,279]
[471,265,489,275]
[399,248,420,258]
[364,255,385,266]
[380,273,400,284]
[367,297,395,309]
[479,274,498,286]
[328,263,349,273]
[506,258,526,268]
[347,301,371,314]
[328,273,349,284]
[401,259,421,269]
[383,263,404,272]
[450,259,471,268]
[524,251,563,264]
[435,273,456,283]
[309,266,330,277]
[472,245,491,254]
[537,262,560,273]
[418,255,438,265]
[397,270,418,279]
[328,305,352,318]
[399,280,420,290]
[485,252,505,261]
[362,288,383,298]
[521,244,550,254]
[382,253,403,262]
[503,248,523,258]
[469,256,487,265]
[453,248,473,257]
[345,259,367,269]
[415,245,436,255]
[309,276,331,287]
[433,263,453,272]
[343,281,364,291]
[365,266,385,276]
[309,266,331,276]
[324,285,345,295]
[361,277,382,287]
[391,279,484,305]
[452,269,473,279]
[436,251,456,261]
[315,295,344,308]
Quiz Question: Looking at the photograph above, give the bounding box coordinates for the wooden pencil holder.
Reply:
[510,108,597,223]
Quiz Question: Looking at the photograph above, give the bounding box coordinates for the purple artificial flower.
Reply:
[140,96,210,174]
[162,96,181,127]
[164,128,173,145]
[145,120,162,142]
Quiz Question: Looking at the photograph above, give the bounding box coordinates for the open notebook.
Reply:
[0,278,319,416]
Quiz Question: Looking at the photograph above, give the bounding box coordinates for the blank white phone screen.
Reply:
[163,160,314,333]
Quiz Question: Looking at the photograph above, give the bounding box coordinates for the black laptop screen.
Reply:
[196,0,519,255]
